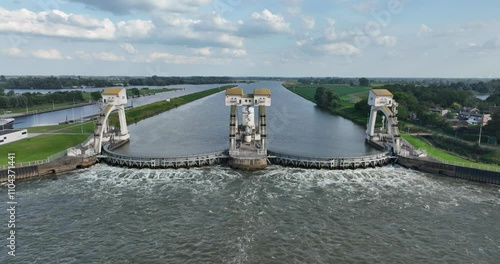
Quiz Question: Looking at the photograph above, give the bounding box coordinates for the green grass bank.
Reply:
[283,82,370,126]
[1,85,232,166]
[0,134,89,165]
[283,82,499,169]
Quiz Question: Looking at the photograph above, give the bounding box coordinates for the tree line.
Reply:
[298,77,370,86]
[0,76,114,90]
[314,87,340,110]
[127,76,233,86]
[0,91,85,109]
[0,76,235,90]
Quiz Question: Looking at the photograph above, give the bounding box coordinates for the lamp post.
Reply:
[478,115,483,145]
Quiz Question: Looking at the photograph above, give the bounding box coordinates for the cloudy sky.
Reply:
[0,0,499,78]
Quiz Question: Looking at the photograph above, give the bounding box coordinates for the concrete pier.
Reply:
[228,144,267,171]
[225,88,271,170]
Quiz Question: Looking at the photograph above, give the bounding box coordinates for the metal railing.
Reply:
[267,149,391,162]
[102,145,228,160]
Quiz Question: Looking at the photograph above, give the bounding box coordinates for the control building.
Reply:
[225,88,271,170]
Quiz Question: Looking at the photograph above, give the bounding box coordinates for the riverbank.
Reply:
[283,82,369,126]
[4,102,95,118]
[282,82,500,172]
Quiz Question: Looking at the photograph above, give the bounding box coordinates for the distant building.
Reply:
[467,114,491,126]
[459,107,480,119]
[0,129,28,145]
[430,107,450,116]
[368,89,394,107]
[102,88,127,105]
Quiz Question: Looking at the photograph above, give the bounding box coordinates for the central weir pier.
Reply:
[225,88,272,170]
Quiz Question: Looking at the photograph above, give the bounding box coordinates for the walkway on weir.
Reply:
[268,150,393,169]
[101,145,229,169]
[99,143,393,170]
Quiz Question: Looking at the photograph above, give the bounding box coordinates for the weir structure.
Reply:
[97,87,394,171]
[93,88,130,154]
[4,87,499,185]
[226,88,271,170]
[365,89,402,155]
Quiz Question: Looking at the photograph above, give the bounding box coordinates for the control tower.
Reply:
[94,88,130,154]
[366,89,401,154]
[225,88,271,170]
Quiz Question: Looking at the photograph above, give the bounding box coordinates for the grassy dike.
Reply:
[402,134,499,171]
[0,134,90,165]
[0,85,234,166]
[283,82,370,126]
[282,82,499,169]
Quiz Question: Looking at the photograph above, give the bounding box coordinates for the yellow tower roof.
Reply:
[371,89,393,97]
[226,88,243,96]
[102,88,125,95]
[254,88,271,95]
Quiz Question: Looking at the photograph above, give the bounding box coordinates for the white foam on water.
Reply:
[254,165,500,211]
[43,164,499,212]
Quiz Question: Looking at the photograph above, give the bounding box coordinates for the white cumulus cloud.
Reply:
[239,9,293,37]
[32,49,66,60]
[120,43,138,54]
[0,7,155,41]
[4,48,25,57]
[0,8,116,40]
[116,20,155,38]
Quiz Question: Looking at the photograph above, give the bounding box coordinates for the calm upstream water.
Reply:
[115,81,378,157]
[1,81,499,263]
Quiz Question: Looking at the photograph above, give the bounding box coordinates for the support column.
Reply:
[393,137,401,155]
[118,106,129,136]
[103,119,108,134]
[229,105,237,153]
[259,105,267,155]
[387,116,393,136]
[367,107,378,139]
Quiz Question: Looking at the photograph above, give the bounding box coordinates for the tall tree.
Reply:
[0,75,6,82]
[484,109,500,141]
[359,78,370,87]
[90,91,102,101]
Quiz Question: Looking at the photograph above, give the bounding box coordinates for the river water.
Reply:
[115,81,377,157]
[1,81,499,263]
[1,165,499,263]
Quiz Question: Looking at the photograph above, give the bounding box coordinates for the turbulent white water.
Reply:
[2,165,499,263]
